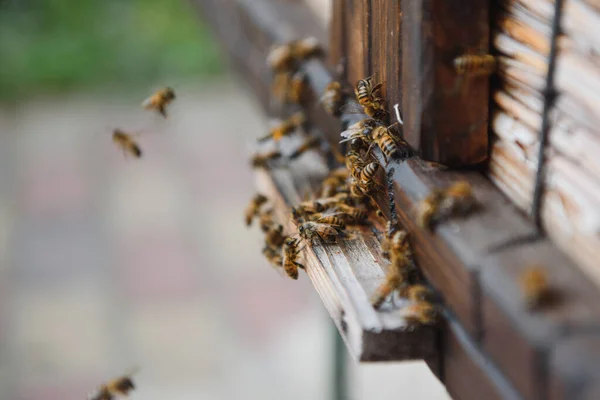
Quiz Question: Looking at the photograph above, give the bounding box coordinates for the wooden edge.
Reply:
[254,151,437,362]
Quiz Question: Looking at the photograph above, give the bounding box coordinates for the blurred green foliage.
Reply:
[0,0,223,100]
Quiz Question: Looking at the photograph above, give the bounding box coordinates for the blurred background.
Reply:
[0,1,448,399]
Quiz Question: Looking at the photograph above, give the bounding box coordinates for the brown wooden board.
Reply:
[345,0,371,86]
[402,0,490,166]
[480,240,600,400]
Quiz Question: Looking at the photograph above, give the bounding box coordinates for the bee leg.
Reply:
[294,262,305,270]
[159,104,167,118]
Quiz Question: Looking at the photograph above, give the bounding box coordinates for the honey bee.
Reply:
[258,112,306,143]
[298,221,345,243]
[258,208,275,232]
[112,129,142,158]
[415,181,477,229]
[291,201,323,223]
[345,150,367,179]
[454,54,496,76]
[370,124,413,162]
[358,162,381,192]
[290,36,322,60]
[266,44,295,72]
[263,245,283,268]
[520,266,550,309]
[251,149,283,169]
[308,211,347,229]
[372,265,405,309]
[289,136,322,160]
[245,193,269,226]
[288,70,308,104]
[321,81,344,116]
[401,302,438,326]
[271,71,293,104]
[282,237,305,279]
[88,370,137,400]
[314,192,351,209]
[404,284,434,302]
[340,118,378,145]
[355,76,387,120]
[265,224,286,248]
[333,204,369,224]
[320,167,349,197]
[142,87,176,118]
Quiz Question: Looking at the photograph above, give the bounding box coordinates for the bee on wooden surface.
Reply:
[356,76,383,107]
[88,370,137,400]
[288,70,308,104]
[415,181,477,230]
[404,284,434,303]
[340,118,378,145]
[291,201,323,223]
[520,265,551,310]
[358,162,381,192]
[307,211,346,230]
[258,208,275,232]
[333,204,369,225]
[454,54,496,76]
[290,36,323,60]
[297,220,345,243]
[267,43,295,72]
[349,177,368,200]
[282,237,305,280]
[320,167,349,197]
[345,150,367,179]
[112,129,142,158]
[289,136,322,160]
[258,112,306,143]
[263,245,283,268]
[142,87,176,118]
[321,81,344,116]
[271,71,293,104]
[245,193,269,226]
[370,124,413,162]
[401,302,438,326]
[251,149,283,169]
[265,224,286,249]
[372,266,404,309]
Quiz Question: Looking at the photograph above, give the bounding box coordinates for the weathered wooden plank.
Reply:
[401,0,490,166]
[480,240,600,400]
[328,0,345,70]
[345,0,371,86]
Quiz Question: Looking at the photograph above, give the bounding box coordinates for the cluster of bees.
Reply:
[88,370,137,400]
[111,87,176,159]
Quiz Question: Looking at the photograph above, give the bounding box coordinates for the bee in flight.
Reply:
[415,181,477,230]
[88,369,138,400]
[321,81,344,116]
[245,193,269,226]
[142,87,176,118]
[282,237,305,280]
[112,129,142,159]
[520,265,551,310]
[454,54,496,76]
[258,112,306,143]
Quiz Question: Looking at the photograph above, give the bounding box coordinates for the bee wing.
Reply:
[141,95,155,109]
[340,102,366,115]
[316,209,347,219]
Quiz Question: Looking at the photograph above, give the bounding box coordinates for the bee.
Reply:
[282,237,305,279]
[290,36,322,60]
[333,204,369,224]
[289,136,322,160]
[271,71,293,104]
[359,162,380,188]
[266,44,295,72]
[88,370,137,400]
[340,119,378,145]
[345,150,367,179]
[404,284,434,302]
[320,167,349,197]
[288,70,308,104]
[520,266,550,309]
[454,54,496,76]
[401,302,438,326]
[370,124,413,162]
[112,129,142,158]
[372,265,405,309]
[349,177,368,200]
[415,181,477,229]
[245,193,269,226]
[142,87,176,118]
[298,221,345,243]
[265,224,286,248]
[308,212,347,229]
[258,208,275,232]
[258,112,306,143]
[381,228,411,262]
[291,201,323,223]
[251,149,283,169]
[263,245,283,268]
[314,192,351,209]
[321,81,344,116]
[355,76,383,107]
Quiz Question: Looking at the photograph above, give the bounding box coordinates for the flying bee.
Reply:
[297,221,345,243]
[288,70,308,104]
[289,136,322,160]
[454,54,496,76]
[290,36,323,60]
[321,81,344,116]
[401,302,438,326]
[266,43,295,72]
[416,181,477,229]
[282,237,305,280]
[370,124,413,162]
[88,370,137,400]
[245,193,269,226]
[142,87,176,118]
[251,149,283,169]
[258,112,306,143]
[112,129,142,158]
[520,266,551,310]
[265,224,286,248]
[263,245,283,268]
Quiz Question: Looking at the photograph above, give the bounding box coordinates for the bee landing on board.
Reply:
[112,129,142,159]
[520,265,552,310]
[244,193,269,226]
[88,369,137,400]
[142,87,176,118]
[453,54,496,76]
[282,237,305,280]
[415,181,478,230]
[320,81,344,117]
[258,111,306,143]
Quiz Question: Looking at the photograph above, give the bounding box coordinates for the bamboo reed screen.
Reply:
[490,0,600,287]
